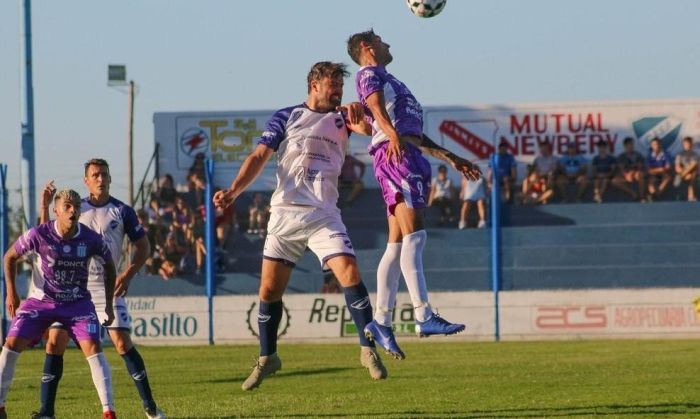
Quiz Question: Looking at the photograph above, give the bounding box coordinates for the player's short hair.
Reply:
[347,29,377,65]
[54,189,81,206]
[84,158,110,176]
[683,136,693,144]
[307,61,349,93]
[623,137,635,145]
[650,137,662,144]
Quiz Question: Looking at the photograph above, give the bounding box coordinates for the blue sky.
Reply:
[1,0,699,208]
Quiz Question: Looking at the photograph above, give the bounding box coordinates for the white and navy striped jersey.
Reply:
[258,104,350,210]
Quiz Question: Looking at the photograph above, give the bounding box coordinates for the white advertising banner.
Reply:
[155,99,700,189]
[213,292,494,344]
[500,288,700,339]
[129,289,700,345]
[424,99,700,173]
[128,296,210,345]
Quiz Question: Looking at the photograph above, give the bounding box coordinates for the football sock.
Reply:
[343,282,375,347]
[39,354,63,416]
[400,230,432,322]
[121,347,156,410]
[375,242,402,327]
[258,300,283,356]
[0,348,20,406]
[86,352,114,413]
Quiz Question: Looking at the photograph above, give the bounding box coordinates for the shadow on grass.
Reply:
[199,366,354,384]
[172,402,700,418]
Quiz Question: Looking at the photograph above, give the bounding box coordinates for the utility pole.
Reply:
[108,65,135,206]
[20,0,36,228]
[128,80,135,206]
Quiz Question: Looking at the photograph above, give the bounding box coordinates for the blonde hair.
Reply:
[54,189,81,206]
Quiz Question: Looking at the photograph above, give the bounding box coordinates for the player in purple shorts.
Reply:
[347,30,481,358]
[0,189,117,419]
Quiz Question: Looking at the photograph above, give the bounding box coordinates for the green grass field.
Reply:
[4,339,699,418]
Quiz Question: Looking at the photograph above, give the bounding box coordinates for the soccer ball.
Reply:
[406,0,447,18]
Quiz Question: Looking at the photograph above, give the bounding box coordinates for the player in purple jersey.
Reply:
[347,30,481,359]
[0,190,117,419]
[37,160,163,419]
[214,61,392,389]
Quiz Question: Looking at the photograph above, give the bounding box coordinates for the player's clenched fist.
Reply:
[213,188,236,210]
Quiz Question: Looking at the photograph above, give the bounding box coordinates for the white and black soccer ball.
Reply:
[406,0,447,18]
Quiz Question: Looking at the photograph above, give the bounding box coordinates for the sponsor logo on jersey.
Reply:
[335,117,344,129]
[62,245,71,254]
[77,245,86,257]
[109,220,119,230]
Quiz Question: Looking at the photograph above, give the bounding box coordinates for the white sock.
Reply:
[374,242,402,327]
[0,348,20,406]
[400,230,432,322]
[86,353,114,412]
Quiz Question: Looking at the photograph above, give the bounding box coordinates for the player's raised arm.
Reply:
[339,102,372,136]
[214,144,274,210]
[2,246,21,318]
[39,180,57,224]
[364,91,404,164]
[420,134,482,181]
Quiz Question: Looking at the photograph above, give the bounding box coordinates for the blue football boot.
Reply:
[363,320,405,360]
[415,314,465,337]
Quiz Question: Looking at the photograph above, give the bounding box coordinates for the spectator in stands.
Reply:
[158,232,187,280]
[459,169,486,229]
[674,136,698,202]
[428,165,456,226]
[188,152,206,180]
[339,154,366,207]
[248,192,270,235]
[487,142,517,203]
[556,142,589,202]
[612,136,646,201]
[591,140,618,203]
[172,196,196,245]
[646,137,673,201]
[156,174,178,207]
[522,164,555,205]
[523,142,557,202]
[182,170,206,209]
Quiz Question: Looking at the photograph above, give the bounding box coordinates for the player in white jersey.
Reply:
[214,61,394,390]
[38,160,164,419]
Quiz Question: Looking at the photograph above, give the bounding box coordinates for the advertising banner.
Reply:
[213,292,494,344]
[128,296,209,345]
[155,100,700,189]
[425,99,700,174]
[500,288,700,339]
